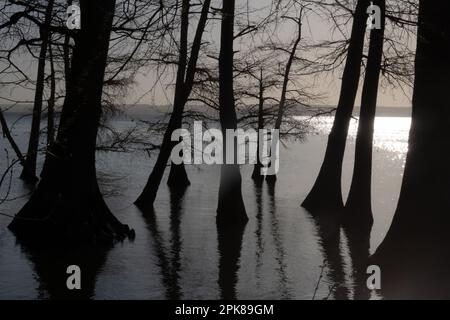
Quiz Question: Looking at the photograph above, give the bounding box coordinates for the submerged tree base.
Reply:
[251,163,264,182]
[301,181,344,214]
[265,174,277,185]
[167,163,191,189]
[342,203,374,228]
[8,192,135,245]
[370,237,450,299]
[9,150,135,245]
[370,203,450,299]
[217,165,248,226]
[19,171,39,185]
[134,164,190,212]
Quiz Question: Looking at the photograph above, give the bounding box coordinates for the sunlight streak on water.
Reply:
[295,116,412,158]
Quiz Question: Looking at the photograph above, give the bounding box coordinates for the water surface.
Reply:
[0,113,410,299]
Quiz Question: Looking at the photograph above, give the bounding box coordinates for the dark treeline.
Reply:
[2,0,449,299]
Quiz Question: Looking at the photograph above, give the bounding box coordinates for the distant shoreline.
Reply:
[1,104,412,118]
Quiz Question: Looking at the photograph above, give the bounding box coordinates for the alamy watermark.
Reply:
[170,121,280,175]
[367,265,381,290]
[66,265,81,290]
[367,2,381,30]
[66,4,81,30]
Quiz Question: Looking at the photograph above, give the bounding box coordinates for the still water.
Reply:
[0,114,411,299]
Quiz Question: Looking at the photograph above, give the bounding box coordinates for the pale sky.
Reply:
[0,0,415,108]
[127,0,415,108]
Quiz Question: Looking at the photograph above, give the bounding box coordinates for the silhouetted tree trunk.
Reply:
[345,0,385,224]
[371,0,450,297]
[135,0,211,210]
[0,109,26,168]
[63,0,73,91]
[47,42,56,146]
[274,11,303,131]
[9,0,133,243]
[156,0,190,192]
[216,0,248,225]
[266,10,303,184]
[20,0,55,183]
[302,0,368,213]
[252,68,265,182]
